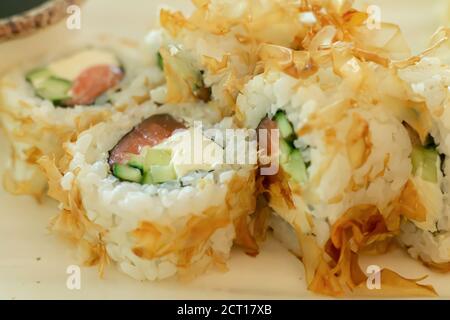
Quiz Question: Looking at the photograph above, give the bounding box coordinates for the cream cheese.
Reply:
[48,49,119,81]
[155,128,224,178]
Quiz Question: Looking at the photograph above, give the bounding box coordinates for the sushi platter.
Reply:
[1,0,450,300]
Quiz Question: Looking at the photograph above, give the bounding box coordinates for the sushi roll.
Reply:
[396,28,450,271]
[0,36,164,198]
[236,27,436,296]
[146,0,311,116]
[39,102,257,280]
[149,0,414,120]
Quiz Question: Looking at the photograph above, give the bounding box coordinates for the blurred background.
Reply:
[355,0,449,51]
[0,0,49,19]
[0,0,449,73]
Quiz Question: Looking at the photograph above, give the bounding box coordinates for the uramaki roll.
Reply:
[0,36,163,198]
[236,32,436,296]
[396,28,450,271]
[145,0,313,116]
[39,102,257,281]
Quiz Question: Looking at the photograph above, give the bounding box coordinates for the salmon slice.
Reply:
[65,64,124,106]
[109,114,186,166]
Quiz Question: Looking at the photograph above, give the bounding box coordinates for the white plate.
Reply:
[0,0,449,300]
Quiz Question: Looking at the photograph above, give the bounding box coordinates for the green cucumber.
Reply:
[144,149,172,171]
[411,147,423,175]
[422,148,438,183]
[141,171,154,185]
[150,165,177,184]
[26,68,52,88]
[411,146,438,183]
[157,52,164,71]
[274,111,295,140]
[113,164,142,183]
[35,77,72,102]
[279,139,293,164]
[127,154,144,171]
[273,110,306,184]
[282,149,307,184]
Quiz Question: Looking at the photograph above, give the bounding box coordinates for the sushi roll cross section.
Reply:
[25,49,124,107]
[396,28,450,272]
[235,14,439,295]
[0,37,164,198]
[39,103,257,281]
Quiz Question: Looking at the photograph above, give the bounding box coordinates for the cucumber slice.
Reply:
[141,171,154,185]
[411,147,423,175]
[157,52,164,71]
[274,112,295,140]
[144,149,172,171]
[150,165,177,184]
[113,164,142,183]
[282,149,307,184]
[127,154,144,171]
[411,146,438,183]
[35,77,72,102]
[26,68,52,88]
[422,148,438,183]
[279,139,293,164]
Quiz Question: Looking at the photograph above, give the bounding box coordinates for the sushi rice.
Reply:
[0,36,164,198]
